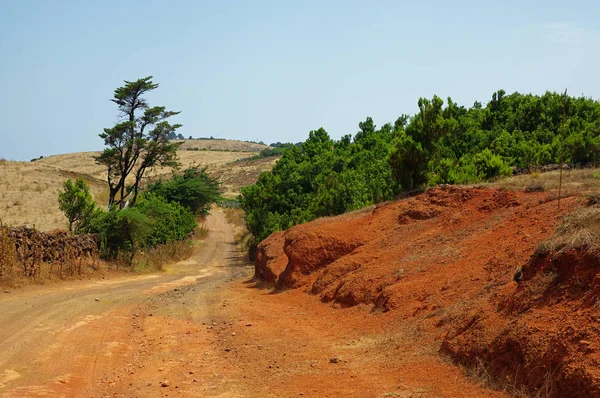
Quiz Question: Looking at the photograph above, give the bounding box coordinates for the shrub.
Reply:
[87,207,152,259]
[135,194,197,246]
[148,165,221,216]
[86,195,197,260]
[58,178,97,232]
[388,133,428,191]
[472,149,513,180]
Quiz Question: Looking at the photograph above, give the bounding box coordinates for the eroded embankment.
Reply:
[255,186,599,396]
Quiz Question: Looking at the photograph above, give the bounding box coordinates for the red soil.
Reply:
[256,186,598,396]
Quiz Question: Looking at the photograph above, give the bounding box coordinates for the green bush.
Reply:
[148,166,220,216]
[58,178,97,232]
[87,206,152,258]
[241,124,399,242]
[135,194,197,246]
[86,195,197,260]
[472,149,513,180]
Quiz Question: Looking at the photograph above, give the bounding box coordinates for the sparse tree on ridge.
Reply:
[95,76,181,209]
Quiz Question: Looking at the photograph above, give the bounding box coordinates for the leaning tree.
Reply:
[95,76,182,209]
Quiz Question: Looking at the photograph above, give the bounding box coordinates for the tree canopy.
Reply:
[95,76,182,209]
[148,165,221,216]
[241,90,600,243]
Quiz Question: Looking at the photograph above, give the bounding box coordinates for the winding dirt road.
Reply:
[0,210,249,397]
[0,210,500,397]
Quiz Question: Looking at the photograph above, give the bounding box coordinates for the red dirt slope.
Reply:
[255,186,598,396]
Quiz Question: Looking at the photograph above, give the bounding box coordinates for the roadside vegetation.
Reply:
[89,78,219,265]
[241,90,600,243]
[221,206,252,253]
[536,201,600,256]
[53,78,222,271]
[59,169,220,268]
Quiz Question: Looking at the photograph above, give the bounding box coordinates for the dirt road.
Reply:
[0,210,499,397]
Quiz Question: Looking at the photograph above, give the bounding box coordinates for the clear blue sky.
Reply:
[1,0,598,160]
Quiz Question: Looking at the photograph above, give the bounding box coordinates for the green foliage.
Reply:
[148,166,221,216]
[241,123,400,242]
[472,149,513,180]
[388,132,427,190]
[242,90,600,244]
[95,76,182,209]
[388,95,459,190]
[76,162,219,262]
[135,194,197,247]
[58,178,97,232]
[217,198,241,208]
[88,207,151,257]
[86,195,197,260]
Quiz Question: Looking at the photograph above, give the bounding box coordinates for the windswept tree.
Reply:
[95,76,182,209]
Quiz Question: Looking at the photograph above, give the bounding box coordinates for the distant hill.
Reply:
[174,139,270,152]
[0,140,278,231]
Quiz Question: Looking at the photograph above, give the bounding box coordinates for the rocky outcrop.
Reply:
[254,231,287,284]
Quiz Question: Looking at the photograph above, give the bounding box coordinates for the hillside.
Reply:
[173,139,270,152]
[0,140,277,231]
[255,184,600,396]
[37,140,263,180]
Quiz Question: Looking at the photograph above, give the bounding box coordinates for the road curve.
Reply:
[0,209,247,397]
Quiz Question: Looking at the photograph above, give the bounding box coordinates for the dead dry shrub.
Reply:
[524,181,545,192]
[196,224,209,240]
[585,192,600,206]
[223,207,245,228]
[131,239,194,271]
[536,207,600,256]
[0,225,18,279]
[221,207,251,251]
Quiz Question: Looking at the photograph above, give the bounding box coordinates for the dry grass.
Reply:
[536,206,600,256]
[221,207,251,251]
[131,239,195,272]
[1,140,278,231]
[174,139,269,152]
[196,223,209,240]
[37,144,258,181]
[0,160,107,230]
[213,156,280,197]
[486,168,600,197]
[485,168,600,259]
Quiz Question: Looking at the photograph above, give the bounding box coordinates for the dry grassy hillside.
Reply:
[214,156,280,197]
[174,139,269,152]
[0,160,107,231]
[0,140,278,231]
[38,145,259,180]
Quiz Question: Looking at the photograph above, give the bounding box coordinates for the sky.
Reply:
[1,0,599,161]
